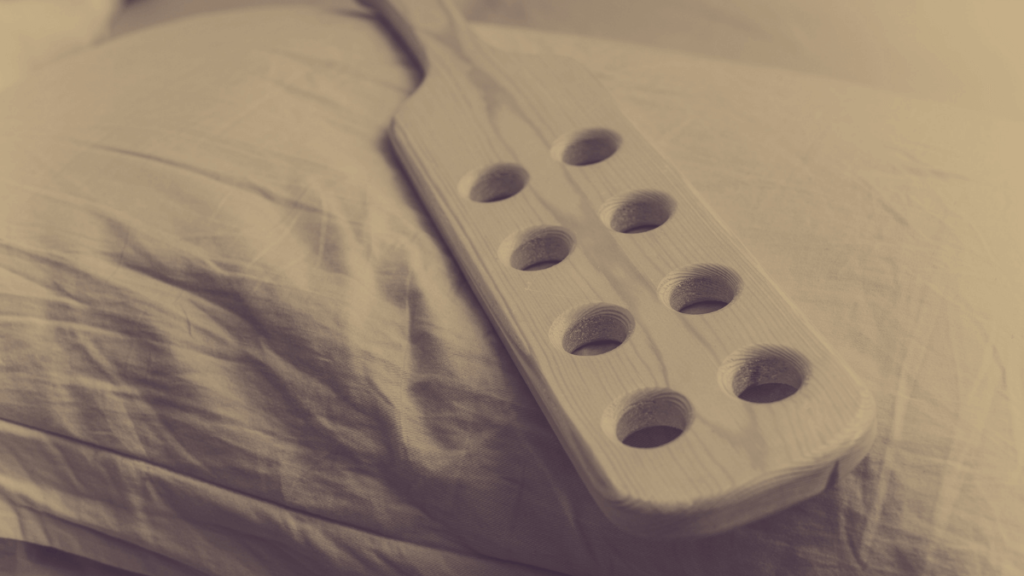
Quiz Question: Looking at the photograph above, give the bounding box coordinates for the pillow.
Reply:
[1,6,1021,575]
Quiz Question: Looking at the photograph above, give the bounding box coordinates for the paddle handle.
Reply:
[359,0,488,73]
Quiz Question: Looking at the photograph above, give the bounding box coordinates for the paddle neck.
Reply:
[361,0,490,74]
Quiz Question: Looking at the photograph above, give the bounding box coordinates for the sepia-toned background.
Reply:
[1,1,1021,574]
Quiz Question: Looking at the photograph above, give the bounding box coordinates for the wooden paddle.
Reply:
[360,0,876,538]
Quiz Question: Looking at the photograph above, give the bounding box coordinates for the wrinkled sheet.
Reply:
[1,6,1022,575]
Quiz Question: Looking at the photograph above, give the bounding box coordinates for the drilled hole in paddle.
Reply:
[550,304,634,356]
[610,391,691,449]
[680,300,728,314]
[459,163,528,202]
[552,128,621,166]
[500,226,574,271]
[521,260,560,271]
[600,190,675,234]
[719,346,808,404]
[659,265,741,315]
[572,339,622,356]
[738,382,799,403]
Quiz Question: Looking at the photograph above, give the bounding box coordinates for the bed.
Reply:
[1,1,1022,574]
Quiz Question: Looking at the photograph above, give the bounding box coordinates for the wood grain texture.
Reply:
[362,0,876,538]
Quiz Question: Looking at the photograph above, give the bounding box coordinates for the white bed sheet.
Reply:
[0,0,120,92]
[0,5,1022,575]
[108,0,1024,121]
